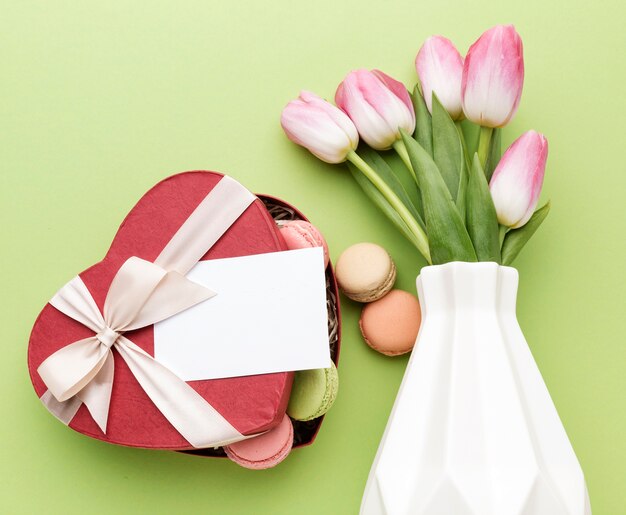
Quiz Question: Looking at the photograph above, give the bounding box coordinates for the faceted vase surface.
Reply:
[360,262,591,515]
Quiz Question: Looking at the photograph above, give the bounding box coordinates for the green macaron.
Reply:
[287,362,339,421]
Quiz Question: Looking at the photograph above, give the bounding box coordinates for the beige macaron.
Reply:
[335,243,396,302]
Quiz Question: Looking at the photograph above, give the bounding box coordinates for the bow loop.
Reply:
[106,258,217,333]
[38,336,110,402]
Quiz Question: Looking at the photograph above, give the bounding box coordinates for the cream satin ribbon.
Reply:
[38,176,256,448]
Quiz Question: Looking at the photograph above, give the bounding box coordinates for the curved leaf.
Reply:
[484,128,501,182]
[432,93,464,201]
[466,154,501,263]
[379,150,424,221]
[501,202,551,265]
[358,145,425,230]
[411,84,433,157]
[400,129,477,264]
[460,121,480,163]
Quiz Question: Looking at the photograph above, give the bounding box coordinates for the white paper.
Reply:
[153,247,331,381]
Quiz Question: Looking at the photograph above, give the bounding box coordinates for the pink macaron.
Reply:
[279,220,330,267]
[224,414,294,470]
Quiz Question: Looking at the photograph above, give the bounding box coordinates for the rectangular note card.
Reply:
[153,247,331,381]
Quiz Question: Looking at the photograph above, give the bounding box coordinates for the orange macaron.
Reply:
[359,289,422,356]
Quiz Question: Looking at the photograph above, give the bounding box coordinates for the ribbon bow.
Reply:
[39,256,214,434]
[37,176,256,448]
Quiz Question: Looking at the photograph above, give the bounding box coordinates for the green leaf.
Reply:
[358,145,425,229]
[501,202,551,265]
[400,129,477,264]
[380,150,424,220]
[411,84,433,157]
[484,128,501,182]
[460,120,480,161]
[456,158,468,224]
[466,154,501,263]
[455,120,472,174]
[432,93,464,201]
[348,162,424,250]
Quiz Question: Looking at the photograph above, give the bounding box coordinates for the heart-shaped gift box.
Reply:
[28,171,339,451]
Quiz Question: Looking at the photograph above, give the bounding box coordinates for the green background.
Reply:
[2,1,624,513]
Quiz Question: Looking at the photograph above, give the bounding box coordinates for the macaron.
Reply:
[224,413,294,470]
[359,289,421,356]
[279,220,330,267]
[287,362,339,421]
[335,243,396,302]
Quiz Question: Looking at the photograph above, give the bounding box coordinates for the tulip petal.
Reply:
[415,36,464,120]
[461,25,524,128]
[280,91,358,163]
[336,69,416,150]
[372,70,416,128]
[489,130,547,228]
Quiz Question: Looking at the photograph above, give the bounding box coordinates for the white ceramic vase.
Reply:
[361,262,591,515]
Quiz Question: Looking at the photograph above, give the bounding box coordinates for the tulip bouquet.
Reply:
[281,25,592,514]
[281,25,549,267]
[282,26,591,514]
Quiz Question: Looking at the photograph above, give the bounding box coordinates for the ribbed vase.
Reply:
[361,262,591,515]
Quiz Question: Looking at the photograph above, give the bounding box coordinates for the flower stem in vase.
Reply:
[347,150,431,264]
[477,126,493,168]
[499,224,508,248]
[392,139,417,184]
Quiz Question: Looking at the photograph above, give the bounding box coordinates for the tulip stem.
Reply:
[499,224,508,248]
[347,151,431,263]
[392,140,418,184]
[477,126,493,168]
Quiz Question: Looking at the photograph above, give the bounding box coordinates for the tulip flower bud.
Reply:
[335,69,415,150]
[280,91,359,164]
[461,25,524,128]
[415,36,464,120]
[490,130,548,228]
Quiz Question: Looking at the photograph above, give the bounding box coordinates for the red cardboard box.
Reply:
[28,171,335,450]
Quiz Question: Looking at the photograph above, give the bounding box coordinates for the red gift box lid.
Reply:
[28,171,294,450]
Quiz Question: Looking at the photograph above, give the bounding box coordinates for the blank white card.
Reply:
[153,247,331,381]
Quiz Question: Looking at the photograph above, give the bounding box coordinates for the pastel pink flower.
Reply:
[415,36,464,120]
[280,91,359,163]
[335,69,415,150]
[462,25,524,128]
[490,131,548,228]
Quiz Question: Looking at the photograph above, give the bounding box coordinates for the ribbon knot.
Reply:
[96,327,119,349]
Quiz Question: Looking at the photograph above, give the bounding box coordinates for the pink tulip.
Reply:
[280,91,359,163]
[415,36,464,120]
[462,25,524,128]
[335,69,415,150]
[490,131,548,228]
